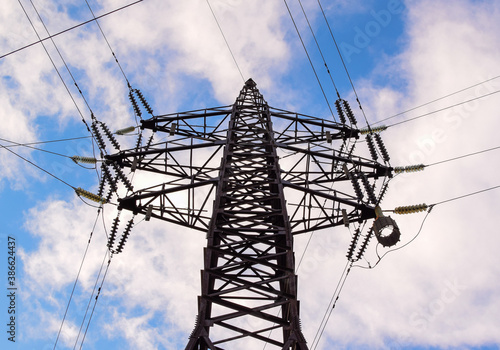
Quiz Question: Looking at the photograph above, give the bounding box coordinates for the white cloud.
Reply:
[10,0,500,349]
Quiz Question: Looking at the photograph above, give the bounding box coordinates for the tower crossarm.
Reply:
[105,139,224,179]
[141,106,233,141]
[283,181,376,234]
[118,179,217,231]
[277,142,391,179]
[270,107,359,143]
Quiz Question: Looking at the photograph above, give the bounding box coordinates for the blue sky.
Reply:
[1,0,500,349]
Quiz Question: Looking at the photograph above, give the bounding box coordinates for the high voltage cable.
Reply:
[382,185,500,215]
[313,183,500,345]
[16,0,90,131]
[53,210,101,350]
[0,141,75,189]
[22,0,114,180]
[316,0,370,126]
[76,250,112,349]
[206,0,245,83]
[354,209,433,271]
[371,74,500,127]
[394,145,500,173]
[432,185,500,206]
[283,0,337,122]
[1,1,143,60]
[296,0,340,98]
[0,135,92,147]
[374,185,500,268]
[29,0,94,115]
[0,136,72,159]
[386,89,500,128]
[311,261,353,350]
[84,0,131,87]
[425,145,500,167]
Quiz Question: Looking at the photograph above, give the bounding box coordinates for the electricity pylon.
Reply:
[104,79,396,349]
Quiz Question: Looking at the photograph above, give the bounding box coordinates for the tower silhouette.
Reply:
[106,79,394,349]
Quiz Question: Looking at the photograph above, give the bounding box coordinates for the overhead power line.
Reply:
[386,89,500,128]
[0,141,74,189]
[28,0,94,115]
[0,135,93,147]
[1,0,143,60]
[426,145,500,167]
[371,74,500,127]
[283,0,337,122]
[432,185,500,206]
[206,0,245,83]
[76,250,113,349]
[53,210,101,350]
[296,0,340,98]
[316,0,370,126]
[84,0,131,87]
[16,0,90,130]
[0,136,72,159]
[311,261,352,350]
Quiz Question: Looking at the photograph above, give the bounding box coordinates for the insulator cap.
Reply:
[350,174,364,201]
[75,187,107,204]
[135,89,154,115]
[394,204,428,215]
[71,156,97,164]
[360,125,388,135]
[361,173,377,204]
[116,126,136,135]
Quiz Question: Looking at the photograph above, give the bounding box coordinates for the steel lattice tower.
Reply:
[105,79,395,349]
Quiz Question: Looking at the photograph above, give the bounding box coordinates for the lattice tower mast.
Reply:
[105,79,395,349]
[184,79,307,349]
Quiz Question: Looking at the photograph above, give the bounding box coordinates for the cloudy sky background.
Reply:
[1,0,500,349]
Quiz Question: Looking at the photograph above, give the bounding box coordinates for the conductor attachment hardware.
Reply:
[373,216,400,247]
